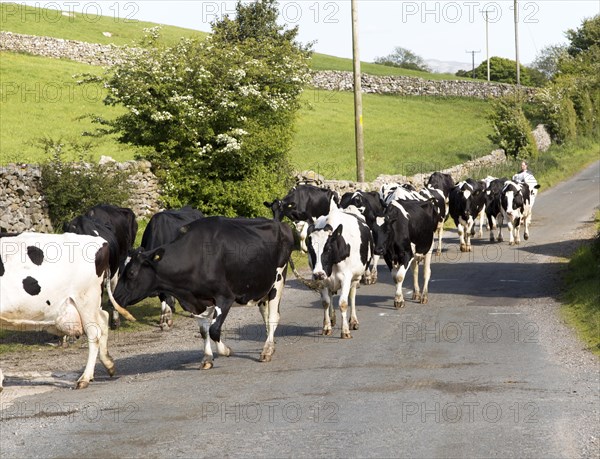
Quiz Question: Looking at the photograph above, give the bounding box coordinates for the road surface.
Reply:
[1,161,599,458]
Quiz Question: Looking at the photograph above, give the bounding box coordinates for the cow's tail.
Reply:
[105,276,136,322]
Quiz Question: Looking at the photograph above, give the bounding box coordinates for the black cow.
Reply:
[484,177,508,242]
[449,179,486,252]
[339,190,384,284]
[426,172,455,198]
[114,217,295,368]
[64,204,138,328]
[140,206,204,328]
[264,184,339,251]
[373,200,438,309]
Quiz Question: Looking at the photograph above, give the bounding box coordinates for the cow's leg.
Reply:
[524,211,532,240]
[196,306,216,369]
[209,304,233,361]
[457,223,466,252]
[77,297,113,389]
[421,251,433,304]
[349,280,360,331]
[365,255,379,284]
[436,222,444,255]
[392,261,411,309]
[507,217,516,245]
[465,217,474,251]
[338,277,353,339]
[514,217,522,245]
[412,259,421,302]
[497,213,504,242]
[320,287,333,336]
[259,266,286,362]
[159,293,175,330]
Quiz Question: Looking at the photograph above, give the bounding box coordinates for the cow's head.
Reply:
[307,224,349,281]
[502,182,525,216]
[114,248,163,307]
[264,199,299,222]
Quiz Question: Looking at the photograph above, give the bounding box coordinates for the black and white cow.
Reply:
[379,183,421,206]
[64,204,138,328]
[483,177,508,242]
[264,184,339,252]
[306,208,373,338]
[114,217,294,368]
[373,200,437,308]
[449,179,486,252]
[140,206,204,328]
[425,172,455,253]
[0,232,127,390]
[498,180,540,245]
[339,190,384,284]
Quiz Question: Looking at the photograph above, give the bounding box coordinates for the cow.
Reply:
[425,172,455,254]
[306,208,373,338]
[0,232,129,390]
[64,204,138,328]
[264,184,339,252]
[339,190,384,284]
[373,200,437,309]
[379,183,421,206]
[484,177,508,242]
[498,181,540,245]
[449,179,486,252]
[114,217,295,368]
[140,206,204,328]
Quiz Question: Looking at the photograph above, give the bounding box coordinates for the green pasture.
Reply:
[0,52,143,163]
[293,89,493,181]
[1,2,462,80]
[0,2,206,46]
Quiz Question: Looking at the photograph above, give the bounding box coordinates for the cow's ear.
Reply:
[307,223,316,236]
[332,224,344,238]
[534,184,541,189]
[263,201,273,208]
[152,248,165,263]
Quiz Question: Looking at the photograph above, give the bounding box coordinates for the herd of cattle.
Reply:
[0,172,540,391]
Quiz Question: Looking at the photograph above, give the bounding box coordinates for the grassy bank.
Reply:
[562,212,600,356]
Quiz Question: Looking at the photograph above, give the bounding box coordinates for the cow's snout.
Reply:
[312,271,326,281]
[374,246,385,256]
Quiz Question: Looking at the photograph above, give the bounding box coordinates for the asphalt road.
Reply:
[1,161,599,458]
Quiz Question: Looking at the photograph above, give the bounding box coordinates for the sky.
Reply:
[21,1,600,68]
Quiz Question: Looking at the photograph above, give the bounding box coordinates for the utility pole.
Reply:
[351,0,365,183]
[481,9,493,82]
[465,50,481,79]
[514,0,521,85]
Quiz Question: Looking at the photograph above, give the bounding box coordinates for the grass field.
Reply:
[0,52,143,163]
[293,89,493,180]
[562,211,600,356]
[0,2,466,80]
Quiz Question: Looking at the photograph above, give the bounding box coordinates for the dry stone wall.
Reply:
[0,160,162,233]
[1,31,537,100]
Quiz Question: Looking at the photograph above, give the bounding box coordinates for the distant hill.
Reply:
[426,59,472,75]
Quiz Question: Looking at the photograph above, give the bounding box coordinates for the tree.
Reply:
[95,0,311,217]
[565,14,600,57]
[374,47,430,72]
[530,44,568,80]
[473,56,536,86]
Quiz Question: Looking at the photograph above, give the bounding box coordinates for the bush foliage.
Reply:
[94,0,311,217]
[40,139,132,227]
[488,96,538,160]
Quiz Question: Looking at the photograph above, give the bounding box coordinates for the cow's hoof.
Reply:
[524,233,529,240]
[467,245,473,252]
[421,296,428,305]
[394,299,405,309]
[107,366,116,377]
[201,361,213,370]
[498,236,503,242]
[322,328,332,336]
[489,235,495,242]
[412,292,421,301]
[350,321,359,330]
[341,332,353,339]
[76,380,90,390]
[330,316,336,327]
[460,244,467,252]
[259,353,272,363]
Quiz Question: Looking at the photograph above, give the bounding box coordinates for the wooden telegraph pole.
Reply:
[351,0,365,182]
[514,0,521,85]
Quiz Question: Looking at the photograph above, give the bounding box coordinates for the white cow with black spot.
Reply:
[0,232,125,391]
